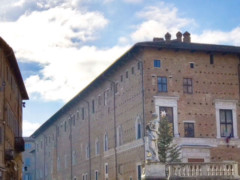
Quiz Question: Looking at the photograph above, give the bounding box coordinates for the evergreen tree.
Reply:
[157,114,181,163]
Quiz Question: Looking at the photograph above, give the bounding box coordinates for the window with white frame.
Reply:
[95,138,100,155]
[215,100,238,138]
[86,144,90,159]
[104,132,108,151]
[136,164,142,180]
[117,125,123,146]
[105,163,108,179]
[72,150,77,165]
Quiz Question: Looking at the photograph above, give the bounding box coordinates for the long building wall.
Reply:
[32,34,240,180]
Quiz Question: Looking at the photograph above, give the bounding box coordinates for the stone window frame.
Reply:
[104,132,108,152]
[105,163,108,178]
[135,116,142,139]
[215,99,238,138]
[154,96,179,137]
[117,125,123,146]
[136,162,142,180]
[95,138,100,155]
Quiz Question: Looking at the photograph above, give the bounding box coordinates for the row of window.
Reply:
[153,55,215,69]
[158,77,193,94]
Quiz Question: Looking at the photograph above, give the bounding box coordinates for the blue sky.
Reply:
[0,0,240,136]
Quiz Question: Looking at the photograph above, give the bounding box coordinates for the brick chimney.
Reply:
[183,31,191,43]
[176,31,182,42]
[165,32,171,42]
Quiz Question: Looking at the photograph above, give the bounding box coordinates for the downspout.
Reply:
[83,100,91,180]
[43,135,46,179]
[106,79,118,180]
[55,125,58,179]
[69,115,73,180]
[131,54,146,162]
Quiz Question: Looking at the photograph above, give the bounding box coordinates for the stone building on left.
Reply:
[0,37,29,180]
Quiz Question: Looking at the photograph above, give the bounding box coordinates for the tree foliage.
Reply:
[157,115,181,163]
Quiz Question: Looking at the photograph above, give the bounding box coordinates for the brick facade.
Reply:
[31,32,240,180]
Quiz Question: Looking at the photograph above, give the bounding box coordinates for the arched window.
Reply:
[104,132,108,151]
[135,116,142,139]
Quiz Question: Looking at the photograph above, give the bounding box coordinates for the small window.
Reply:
[64,121,67,132]
[138,62,141,70]
[105,163,108,175]
[82,108,85,120]
[120,75,123,82]
[210,54,214,64]
[131,67,134,74]
[154,60,161,68]
[190,62,194,68]
[183,78,193,94]
[104,133,108,151]
[137,165,142,180]
[86,145,90,159]
[115,83,118,93]
[95,139,100,155]
[184,122,195,137]
[126,71,128,78]
[157,77,167,92]
[98,95,101,106]
[104,90,108,106]
[95,171,99,180]
[92,100,95,114]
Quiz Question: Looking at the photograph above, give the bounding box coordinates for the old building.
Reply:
[22,137,36,180]
[0,37,29,180]
[31,32,240,180]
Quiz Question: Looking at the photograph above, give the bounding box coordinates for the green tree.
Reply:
[157,115,181,163]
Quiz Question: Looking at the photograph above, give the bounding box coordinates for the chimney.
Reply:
[176,31,182,42]
[153,37,164,42]
[165,32,171,42]
[183,31,191,43]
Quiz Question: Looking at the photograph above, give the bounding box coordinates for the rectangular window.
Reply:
[210,54,214,64]
[126,71,128,78]
[190,62,194,68]
[184,122,195,137]
[82,108,85,120]
[86,145,90,159]
[98,95,101,106]
[117,125,123,146]
[115,83,118,93]
[131,67,134,74]
[157,77,167,92]
[104,133,108,151]
[183,78,193,94]
[95,139,100,155]
[154,60,161,68]
[120,75,123,82]
[92,100,95,114]
[137,165,141,180]
[220,109,233,137]
[104,90,108,106]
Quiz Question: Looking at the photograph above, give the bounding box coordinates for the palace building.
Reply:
[0,37,29,180]
[31,32,240,180]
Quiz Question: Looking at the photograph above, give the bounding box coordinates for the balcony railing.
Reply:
[167,162,239,179]
[15,137,25,152]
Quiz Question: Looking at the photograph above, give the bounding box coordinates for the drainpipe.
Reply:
[69,115,73,180]
[82,99,91,180]
[132,55,146,162]
[106,79,118,180]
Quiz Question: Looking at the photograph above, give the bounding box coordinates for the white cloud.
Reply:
[0,7,108,64]
[131,3,195,42]
[23,120,41,136]
[25,45,130,102]
[191,27,240,45]
[123,0,143,3]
